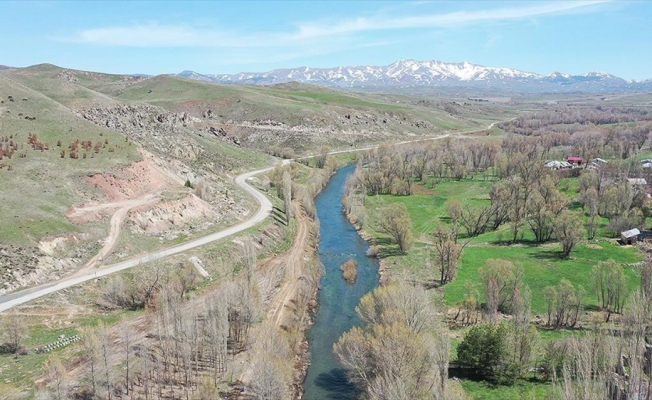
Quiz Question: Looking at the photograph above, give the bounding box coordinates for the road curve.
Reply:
[0,119,504,313]
[0,164,279,312]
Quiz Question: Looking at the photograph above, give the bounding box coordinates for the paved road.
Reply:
[0,164,278,312]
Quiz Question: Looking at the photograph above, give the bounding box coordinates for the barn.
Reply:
[621,228,641,245]
[567,156,584,166]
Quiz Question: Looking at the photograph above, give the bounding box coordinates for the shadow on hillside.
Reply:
[271,206,288,225]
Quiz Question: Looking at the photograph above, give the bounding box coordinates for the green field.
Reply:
[363,176,644,315]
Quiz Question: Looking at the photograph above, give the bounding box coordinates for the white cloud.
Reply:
[53,1,610,48]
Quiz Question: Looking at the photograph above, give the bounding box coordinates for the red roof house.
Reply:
[567,156,584,165]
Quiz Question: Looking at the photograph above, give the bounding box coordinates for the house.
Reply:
[545,160,572,169]
[567,156,584,166]
[591,158,608,165]
[627,178,648,187]
[621,228,641,245]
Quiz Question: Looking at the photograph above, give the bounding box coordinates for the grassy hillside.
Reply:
[110,75,496,135]
[0,62,528,247]
[0,74,140,246]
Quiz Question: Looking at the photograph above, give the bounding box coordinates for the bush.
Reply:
[456,323,520,385]
[340,259,358,285]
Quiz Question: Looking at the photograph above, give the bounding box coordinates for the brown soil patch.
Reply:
[265,204,313,328]
[179,99,229,109]
[85,151,179,203]
[586,244,603,249]
[130,193,216,235]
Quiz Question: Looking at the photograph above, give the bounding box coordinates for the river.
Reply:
[303,164,380,399]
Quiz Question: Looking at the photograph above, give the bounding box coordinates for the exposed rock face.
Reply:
[130,193,227,239]
[76,105,201,136]
[75,102,437,155]
[57,69,78,82]
[0,244,81,295]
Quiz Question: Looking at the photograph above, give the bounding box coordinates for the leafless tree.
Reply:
[378,203,413,255]
[45,356,67,400]
[315,145,330,169]
[79,327,101,396]
[282,169,292,221]
[335,282,450,398]
[432,226,466,285]
[1,313,26,356]
[554,210,585,258]
[479,259,524,317]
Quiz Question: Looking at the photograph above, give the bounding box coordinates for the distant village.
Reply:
[546,155,652,246]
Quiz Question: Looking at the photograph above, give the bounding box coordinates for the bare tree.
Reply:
[45,356,67,400]
[554,210,585,258]
[378,203,413,255]
[479,259,524,316]
[282,169,292,221]
[79,327,101,396]
[446,199,462,241]
[583,187,599,239]
[121,325,133,396]
[432,226,465,285]
[1,313,26,356]
[335,282,450,398]
[592,260,628,318]
[98,324,113,400]
[315,145,330,168]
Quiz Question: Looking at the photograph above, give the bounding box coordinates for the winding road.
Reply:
[0,119,503,313]
[0,164,278,312]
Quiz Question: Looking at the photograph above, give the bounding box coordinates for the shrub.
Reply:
[340,259,358,285]
[456,323,520,385]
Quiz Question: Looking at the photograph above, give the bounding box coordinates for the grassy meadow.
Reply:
[364,174,644,314]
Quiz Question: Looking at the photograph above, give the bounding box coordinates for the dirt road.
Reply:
[70,194,160,274]
[0,164,280,312]
[0,119,504,313]
[265,203,312,327]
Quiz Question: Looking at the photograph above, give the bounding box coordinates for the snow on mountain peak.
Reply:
[179,59,647,92]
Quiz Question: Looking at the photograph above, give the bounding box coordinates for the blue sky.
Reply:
[1,1,651,80]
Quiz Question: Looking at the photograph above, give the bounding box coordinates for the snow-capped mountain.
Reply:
[175,59,652,93]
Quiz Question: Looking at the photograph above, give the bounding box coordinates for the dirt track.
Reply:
[265,204,312,328]
[70,194,160,274]
[0,163,282,312]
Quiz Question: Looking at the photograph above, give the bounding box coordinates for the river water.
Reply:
[303,164,380,399]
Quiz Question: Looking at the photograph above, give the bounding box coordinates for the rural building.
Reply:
[591,158,608,166]
[567,156,584,166]
[545,160,572,169]
[621,228,641,245]
[627,178,648,187]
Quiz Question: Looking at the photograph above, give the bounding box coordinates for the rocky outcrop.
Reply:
[0,244,81,295]
[76,105,201,136]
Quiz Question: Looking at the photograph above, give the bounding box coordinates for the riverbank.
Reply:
[303,163,380,399]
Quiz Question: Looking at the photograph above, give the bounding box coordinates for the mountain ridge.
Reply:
[175,59,652,93]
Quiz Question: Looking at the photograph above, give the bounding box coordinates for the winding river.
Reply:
[303,164,380,399]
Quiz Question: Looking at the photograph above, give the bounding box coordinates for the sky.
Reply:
[1,1,651,80]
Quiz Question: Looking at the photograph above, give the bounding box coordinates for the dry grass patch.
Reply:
[340,258,358,285]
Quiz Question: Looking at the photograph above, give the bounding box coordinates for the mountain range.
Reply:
[176,59,652,93]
